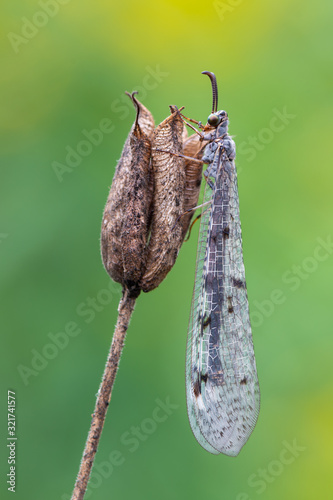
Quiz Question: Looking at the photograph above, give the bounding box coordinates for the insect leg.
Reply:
[180,113,205,129]
[153,148,204,164]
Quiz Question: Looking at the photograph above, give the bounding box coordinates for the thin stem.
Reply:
[71,288,137,500]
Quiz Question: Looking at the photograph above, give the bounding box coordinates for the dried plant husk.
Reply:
[139,107,186,292]
[180,133,207,241]
[101,92,154,296]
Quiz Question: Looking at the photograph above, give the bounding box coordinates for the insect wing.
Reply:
[186,180,219,454]
[186,146,260,456]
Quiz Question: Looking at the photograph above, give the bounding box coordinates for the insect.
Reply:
[185,72,260,456]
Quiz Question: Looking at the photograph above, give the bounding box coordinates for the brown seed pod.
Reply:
[101,92,154,296]
[139,107,186,292]
[180,133,207,241]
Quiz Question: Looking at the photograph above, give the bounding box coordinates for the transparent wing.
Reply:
[186,155,260,456]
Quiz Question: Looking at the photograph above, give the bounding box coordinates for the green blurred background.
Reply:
[1,1,332,499]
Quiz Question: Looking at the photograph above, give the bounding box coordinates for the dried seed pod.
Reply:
[180,133,207,240]
[139,107,186,292]
[121,94,154,288]
[101,92,154,296]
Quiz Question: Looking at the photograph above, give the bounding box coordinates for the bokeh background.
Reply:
[1,1,332,499]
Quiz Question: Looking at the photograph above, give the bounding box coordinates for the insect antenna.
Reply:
[201,71,218,113]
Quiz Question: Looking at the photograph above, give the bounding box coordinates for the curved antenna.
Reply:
[201,71,218,113]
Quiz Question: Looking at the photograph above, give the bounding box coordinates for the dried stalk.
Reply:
[71,288,137,500]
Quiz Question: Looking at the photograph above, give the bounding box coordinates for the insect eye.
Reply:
[207,113,220,127]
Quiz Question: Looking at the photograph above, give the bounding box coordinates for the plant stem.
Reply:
[71,288,137,500]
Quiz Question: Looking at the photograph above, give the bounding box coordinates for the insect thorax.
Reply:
[202,114,235,181]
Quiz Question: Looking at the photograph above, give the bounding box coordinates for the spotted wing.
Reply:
[186,152,260,456]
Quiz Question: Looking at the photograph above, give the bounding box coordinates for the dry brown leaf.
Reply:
[101,92,154,296]
[180,133,207,241]
[140,108,186,292]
